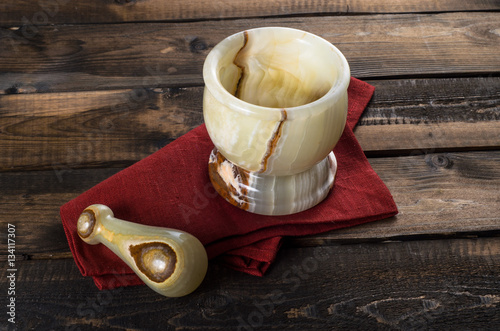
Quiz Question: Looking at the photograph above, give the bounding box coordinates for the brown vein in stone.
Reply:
[208,149,250,210]
[233,30,249,98]
[260,109,287,173]
[129,242,177,283]
[77,209,96,239]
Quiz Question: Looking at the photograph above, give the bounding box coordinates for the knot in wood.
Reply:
[431,154,453,168]
[5,85,21,94]
[199,293,232,314]
[189,37,208,53]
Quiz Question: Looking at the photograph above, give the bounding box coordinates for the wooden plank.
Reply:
[0,77,498,171]
[1,238,499,329]
[301,151,500,245]
[0,87,204,171]
[357,77,500,154]
[359,121,500,155]
[1,12,499,93]
[0,151,498,257]
[1,0,499,25]
[0,168,122,257]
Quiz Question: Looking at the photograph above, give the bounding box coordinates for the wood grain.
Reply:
[1,0,499,25]
[0,77,498,171]
[2,238,499,329]
[357,77,500,154]
[1,1,498,329]
[1,12,499,93]
[0,151,498,258]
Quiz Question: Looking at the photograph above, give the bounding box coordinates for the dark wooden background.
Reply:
[1,0,499,330]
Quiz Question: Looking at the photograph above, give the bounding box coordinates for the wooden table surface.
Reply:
[1,1,499,330]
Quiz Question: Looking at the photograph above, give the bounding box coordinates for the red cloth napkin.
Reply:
[60,77,398,290]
